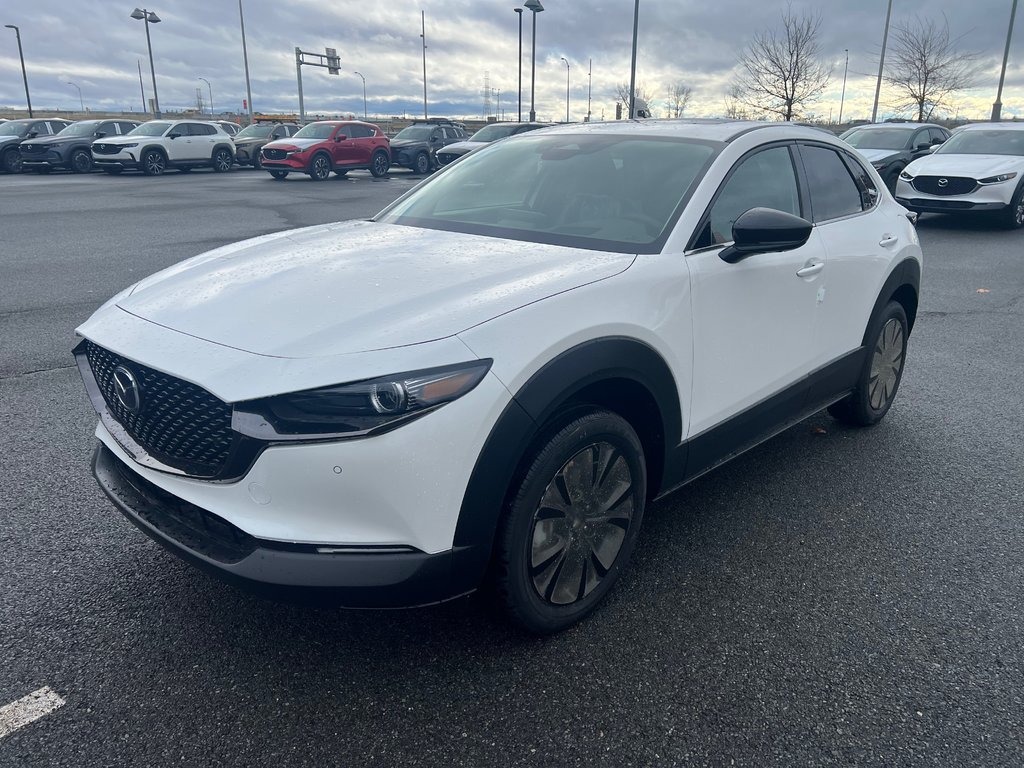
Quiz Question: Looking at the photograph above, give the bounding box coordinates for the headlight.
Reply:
[899,170,914,181]
[232,360,492,440]
[118,143,138,149]
[978,172,1018,185]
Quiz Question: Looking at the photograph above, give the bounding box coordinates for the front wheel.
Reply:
[141,149,166,176]
[413,151,430,175]
[70,149,93,173]
[252,153,263,170]
[998,182,1024,229]
[829,300,909,426]
[269,170,289,180]
[370,151,390,178]
[212,148,233,172]
[2,149,22,174]
[308,153,331,181]
[494,410,647,634]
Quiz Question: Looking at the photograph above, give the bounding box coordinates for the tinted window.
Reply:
[700,146,800,246]
[936,129,1024,156]
[129,121,172,137]
[187,123,215,136]
[347,125,372,139]
[293,122,336,139]
[800,144,863,222]
[840,151,879,211]
[911,130,930,149]
[97,122,118,136]
[928,128,947,145]
[844,127,913,150]
[31,122,49,135]
[118,122,140,134]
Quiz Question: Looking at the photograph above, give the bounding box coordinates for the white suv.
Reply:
[75,121,922,633]
[91,119,235,176]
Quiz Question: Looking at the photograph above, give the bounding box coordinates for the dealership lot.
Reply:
[1,170,1023,765]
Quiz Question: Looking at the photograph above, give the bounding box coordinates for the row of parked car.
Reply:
[0,115,551,181]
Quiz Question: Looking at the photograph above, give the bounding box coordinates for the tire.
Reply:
[308,153,331,181]
[493,410,647,634]
[828,300,909,427]
[883,168,901,194]
[103,168,122,175]
[253,153,263,170]
[69,149,92,174]
[212,148,233,173]
[2,149,22,174]
[370,151,390,178]
[998,182,1024,229]
[269,170,289,180]
[413,151,430,175]
[141,149,166,176]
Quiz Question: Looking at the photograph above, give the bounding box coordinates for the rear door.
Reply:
[348,124,375,165]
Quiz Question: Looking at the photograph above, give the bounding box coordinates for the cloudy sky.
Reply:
[1,0,1021,123]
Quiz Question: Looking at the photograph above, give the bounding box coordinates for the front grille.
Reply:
[20,144,46,154]
[262,148,287,160]
[912,176,977,196]
[84,341,234,478]
[91,144,122,155]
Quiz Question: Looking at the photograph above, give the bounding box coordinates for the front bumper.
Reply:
[260,155,306,171]
[93,442,480,606]
[93,155,140,170]
[895,179,1015,213]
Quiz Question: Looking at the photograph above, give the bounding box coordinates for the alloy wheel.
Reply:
[311,155,330,180]
[869,318,905,410]
[214,150,232,172]
[529,441,635,606]
[1015,200,1024,227]
[143,151,165,175]
[71,150,92,173]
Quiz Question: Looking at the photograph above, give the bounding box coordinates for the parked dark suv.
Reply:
[232,122,300,168]
[389,118,468,174]
[20,119,140,173]
[840,122,950,191]
[0,118,73,173]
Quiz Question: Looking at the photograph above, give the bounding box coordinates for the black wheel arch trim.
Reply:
[452,336,682,587]
[865,257,920,344]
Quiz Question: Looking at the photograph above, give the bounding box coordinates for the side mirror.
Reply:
[719,208,813,264]
[928,144,940,153]
[334,134,347,142]
[915,142,930,152]
[27,131,37,139]
[168,132,181,139]
[95,131,107,138]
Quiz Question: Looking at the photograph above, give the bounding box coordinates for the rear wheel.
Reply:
[494,410,647,634]
[370,151,390,178]
[413,151,430,175]
[999,182,1024,229]
[308,153,331,181]
[269,170,289,180]
[829,300,909,426]
[212,148,233,172]
[2,149,22,174]
[141,149,166,176]
[70,148,92,173]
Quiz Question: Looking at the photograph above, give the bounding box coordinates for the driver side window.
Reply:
[695,146,800,248]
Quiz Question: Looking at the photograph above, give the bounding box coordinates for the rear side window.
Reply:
[347,125,372,139]
[799,144,864,223]
[929,128,947,145]
[839,151,879,211]
[696,145,801,247]
[185,123,214,136]
[97,122,118,136]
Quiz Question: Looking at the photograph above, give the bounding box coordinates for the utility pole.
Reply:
[838,49,849,124]
[587,58,592,122]
[130,9,162,118]
[295,46,340,122]
[354,71,367,118]
[5,25,33,117]
[137,60,147,115]
[560,57,570,122]
[239,0,254,123]
[628,0,639,118]
[67,81,84,112]
[992,0,1019,121]
[199,76,213,117]
[871,0,893,123]
[421,11,428,119]
[515,7,523,121]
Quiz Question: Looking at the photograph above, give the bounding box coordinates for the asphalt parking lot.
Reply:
[1,167,1023,766]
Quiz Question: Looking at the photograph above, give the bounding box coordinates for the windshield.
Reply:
[58,121,102,137]
[393,126,434,141]
[843,128,913,150]
[0,122,30,137]
[236,124,273,138]
[293,123,336,139]
[469,124,522,143]
[936,130,1024,156]
[378,134,719,254]
[129,121,172,137]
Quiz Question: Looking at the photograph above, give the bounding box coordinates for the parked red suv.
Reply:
[260,120,391,180]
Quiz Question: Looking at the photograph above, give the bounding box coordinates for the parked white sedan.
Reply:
[896,123,1024,228]
[75,120,922,633]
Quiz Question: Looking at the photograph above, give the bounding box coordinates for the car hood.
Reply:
[263,138,323,152]
[115,220,635,358]
[0,135,24,146]
[439,140,484,155]
[856,148,904,164]
[21,134,81,147]
[96,134,155,145]
[390,138,427,150]
[233,137,266,145]
[905,153,1024,178]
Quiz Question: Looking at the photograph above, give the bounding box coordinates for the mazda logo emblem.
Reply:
[111,365,142,414]
[937,178,949,187]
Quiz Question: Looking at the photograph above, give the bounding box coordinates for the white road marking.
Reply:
[0,687,66,740]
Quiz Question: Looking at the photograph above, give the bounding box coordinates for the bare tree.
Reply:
[733,6,831,121]
[615,82,657,117]
[885,16,981,122]
[723,84,755,120]
[667,82,693,118]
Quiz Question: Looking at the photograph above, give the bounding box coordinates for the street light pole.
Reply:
[514,8,523,122]
[992,0,1019,121]
[137,59,147,114]
[239,0,254,123]
[628,0,639,119]
[354,71,367,118]
[67,81,84,112]
[838,49,849,124]
[871,0,893,123]
[560,57,570,122]
[525,0,544,122]
[4,25,32,118]
[199,76,213,117]
[130,8,162,118]
[587,58,592,122]
[420,10,428,119]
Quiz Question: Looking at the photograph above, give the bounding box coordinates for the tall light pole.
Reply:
[587,58,592,122]
[525,0,544,122]
[354,71,367,118]
[628,0,640,118]
[198,76,213,116]
[67,81,84,112]
[514,8,523,121]
[838,49,849,124]
[560,57,570,122]
[137,60,147,114]
[4,25,32,117]
[420,10,428,119]
[871,0,893,123]
[130,8,161,118]
[992,0,1019,121]
[238,0,254,123]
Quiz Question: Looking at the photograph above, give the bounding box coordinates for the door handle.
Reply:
[879,234,899,246]
[796,260,824,278]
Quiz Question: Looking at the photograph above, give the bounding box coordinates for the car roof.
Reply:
[847,122,943,130]
[535,119,843,144]
[957,122,1024,132]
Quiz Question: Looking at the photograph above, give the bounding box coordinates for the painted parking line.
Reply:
[0,687,65,740]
